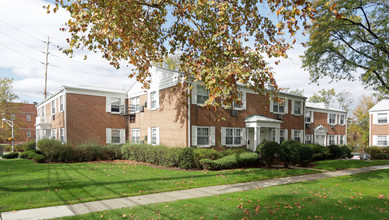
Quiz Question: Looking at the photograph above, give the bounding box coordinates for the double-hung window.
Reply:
[305,111,312,123]
[111,129,121,144]
[131,97,140,113]
[60,128,64,143]
[294,100,301,115]
[233,94,243,109]
[378,136,387,146]
[273,98,285,113]
[293,130,301,142]
[52,128,57,140]
[339,114,345,125]
[197,127,209,145]
[27,131,31,138]
[131,129,140,143]
[280,129,285,143]
[328,135,335,145]
[111,98,120,113]
[225,128,241,146]
[151,128,158,144]
[151,92,157,109]
[51,100,56,115]
[26,115,31,122]
[305,135,311,144]
[197,85,208,105]
[60,95,64,112]
[378,113,387,124]
[329,113,336,125]
[339,135,345,145]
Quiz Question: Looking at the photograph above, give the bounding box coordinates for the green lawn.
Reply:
[63,169,389,220]
[313,159,389,170]
[0,159,318,211]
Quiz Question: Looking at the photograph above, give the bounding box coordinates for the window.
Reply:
[27,131,31,138]
[329,113,336,125]
[196,85,208,105]
[60,95,64,111]
[60,128,64,143]
[111,98,120,113]
[339,114,345,125]
[52,100,56,115]
[280,129,285,143]
[378,113,387,124]
[197,127,209,145]
[329,135,335,145]
[273,98,285,113]
[293,130,301,142]
[26,115,31,121]
[111,129,121,144]
[339,135,345,145]
[305,135,311,144]
[378,136,387,146]
[132,129,140,144]
[294,100,301,115]
[130,97,140,113]
[52,128,57,140]
[225,128,241,146]
[151,92,157,109]
[305,111,312,123]
[233,94,243,109]
[151,128,158,144]
[11,114,15,120]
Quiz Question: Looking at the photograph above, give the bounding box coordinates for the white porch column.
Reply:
[254,126,261,151]
[275,128,280,143]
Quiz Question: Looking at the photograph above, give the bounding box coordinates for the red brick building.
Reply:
[304,103,347,146]
[35,85,127,146]
[1,102,37,145]
[127,66,307,151]
[369,100,389,147]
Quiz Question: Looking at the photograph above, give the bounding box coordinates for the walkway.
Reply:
[2,165,389,220]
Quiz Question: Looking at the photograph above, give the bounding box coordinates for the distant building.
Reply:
[369,100,389,147]
[1,102,37,145]
[35,85,127,146]
[304,103,347,146]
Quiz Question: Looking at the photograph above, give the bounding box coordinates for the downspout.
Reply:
[187,83,191,148]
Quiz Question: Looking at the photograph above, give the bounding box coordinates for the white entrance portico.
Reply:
[244,114,283,152]
[314,125,327,146]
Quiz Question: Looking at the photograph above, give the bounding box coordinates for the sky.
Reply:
[0,0,374,110]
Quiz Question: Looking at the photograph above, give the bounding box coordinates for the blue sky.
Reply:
[0,0,373,110]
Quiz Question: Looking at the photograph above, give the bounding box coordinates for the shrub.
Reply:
[298,146,313,167]
[367,147,389,160]
[328,145,342,159]
[256,141,279,167]
[23,140,36,151]
[19,151,30,159]
[38,139,72,162]
[32,154,46,163]
[374,153,389,160]
[121,144,185,167]
[2,152,19,159]
[193,149,225,169]
[279,140,301,168]
[178,148,195,169]
[306,144,331,161]
[200,152,259,170]
[340,146,352,158]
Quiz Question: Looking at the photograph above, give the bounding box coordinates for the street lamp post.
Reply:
[2,118,14,153]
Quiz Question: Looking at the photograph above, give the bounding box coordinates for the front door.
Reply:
[247,128,255,151]
[315,134,325,146]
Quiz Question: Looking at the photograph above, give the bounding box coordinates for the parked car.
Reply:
[351,153,361,160]
[351,153,370,160]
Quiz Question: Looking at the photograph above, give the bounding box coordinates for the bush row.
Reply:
[38,139,122,163]
[200,152,259,170]
[306,144,352,161]
[366,146,389,160]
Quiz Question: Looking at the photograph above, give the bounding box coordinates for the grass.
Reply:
[0,159,318,212]
[62,169,389,220]
[313,159,389,170]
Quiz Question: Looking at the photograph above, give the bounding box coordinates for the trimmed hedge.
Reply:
[306,144,330,161]
[23,140,36,151]
[192,148,246,169]
[279,140,301,168]
[299,146,313,167]
[32,154,46,163]
[200,152,259,170]
[366,146,389,159]
[340,146,352,158]
[328,145,342,159]
[2,152,19,159]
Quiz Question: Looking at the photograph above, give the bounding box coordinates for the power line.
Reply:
[0,43,42,64]
[0,18,45,43]
[0,29,43,53]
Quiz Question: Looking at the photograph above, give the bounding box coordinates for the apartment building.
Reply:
[127,66,307,151]
[304,103,347,146]
[1,102,37,145]
[35,85,127,146]
[369,100,389,147]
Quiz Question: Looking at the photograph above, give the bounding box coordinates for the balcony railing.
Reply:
[35,116,51,125]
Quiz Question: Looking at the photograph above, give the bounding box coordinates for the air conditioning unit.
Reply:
[140,106,145,112]
[276,114,283,120]
[52,115,55,120]
[231,109,238,117]
[331,125,335,129]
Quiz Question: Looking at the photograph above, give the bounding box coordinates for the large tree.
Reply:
[302,0,389,94]
[47,0,313,108]
[308,88,353,113]
[0,77,20,143]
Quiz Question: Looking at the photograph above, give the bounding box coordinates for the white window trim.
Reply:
[130,97,140,113]
[60,95,64,112]
[60,128,65,143]
[191,125,215,147]
[106,128,125,144]
[377,113,388,125]
[192,84,209,106]
[339,114,346,126]
[52,128,57,140]
[292,100,303,116]
[328,113,337,125]
[148,90,160,111]
[377,135,388,147]
[271,98,287,114]
[305,110,313,123]
[148,127,160,145]
[232,92,247,111]
[106,97,125,114]
[291,129,303,143]
[221,127,246,147]
[27,131,31,138]
[131,129,140,144]
[51,100,56,115]
[26,115,31,122]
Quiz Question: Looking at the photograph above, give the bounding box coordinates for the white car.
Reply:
[351,153,361,160]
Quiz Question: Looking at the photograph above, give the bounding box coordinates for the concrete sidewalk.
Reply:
[2,165,389,220]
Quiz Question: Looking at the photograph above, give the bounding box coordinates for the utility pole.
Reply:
[43,37,50,100]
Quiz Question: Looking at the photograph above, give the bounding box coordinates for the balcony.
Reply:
[35,116,51,129]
